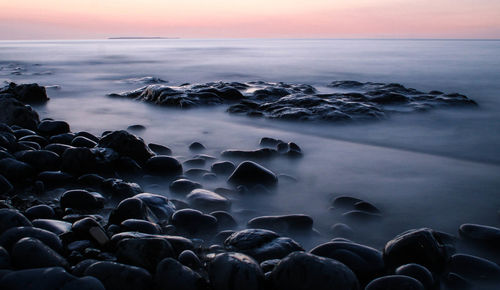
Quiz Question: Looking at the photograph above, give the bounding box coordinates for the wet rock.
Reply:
[17,150,60,172]
[97,130,154,164]
[458,223,500,246]
[271,251,359,290]
[228,161,278,187]
[121,219,161,235]
[183,158,206,168]
[84,261,153,290]
[108,198,153,225]
[0,209,32,235]
[155,257,205,290]
[170,178,202,194]
[310,240,384,283]
[209,252,265,290]
[0,226,63,253]
[77,173,105,187]
[0,174,13,195]
[37,171,74,187]
[330,223,355,238]
[0,97,40,130]
[127,124,145,132]
[247,214,313,234]
[116,237,174,271]
[71,217,108,246]
[0,158,35,182]
[214,230,235,245]
[185,168,210,179]
[186,189,231,212]
[60,189,104,211]
[61,276,106,290]
[44,143,74,155]
[101,178,143,198]
[133,193,176,223]
[211,211,237,230]
[189,142,206,151]
[260,259,280,273]
[148,143,172,155]
[75,131,99,143]
[331,196,363,209]
[0,246,10,269]
[395,263,434,290]
[342,210,382,221]
[25,205,55,220]
[32,219,72,235]
[221,148,278,160]
[365,275,424,290]
[383,228,454,272]
[0,82,49,104]
[260,137,281,147]
[144,155,183,177]
[449,253,500,283]
[37,120,70,136]
[0,132,17,152]
[211,161,236,175]
[49,133,75,145]
[11,237,68,269]
[171,209,218,237]
[18,140,41,151]
[60,147,98,176]
[354,201,380,214]
[444,273,473,290]
[18,134,48,147]
[178,250,202,269]
[71,136,97,148]
[224,229,303,262]
[111,232,193,256]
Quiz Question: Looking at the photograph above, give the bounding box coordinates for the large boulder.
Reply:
[208,252,265,290]
[0,82,49,104]
[0,97,40,130]
[11,237,68,269]
[98,130,154,164]
[228,161,278,187]
[116,238,175,272]
[144,155,183,177]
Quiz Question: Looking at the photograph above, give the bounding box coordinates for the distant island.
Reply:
[108,37,180,39]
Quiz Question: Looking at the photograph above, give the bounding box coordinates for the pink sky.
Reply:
[1,0,499,39]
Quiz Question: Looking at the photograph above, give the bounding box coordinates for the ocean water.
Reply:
[1,39,499,254]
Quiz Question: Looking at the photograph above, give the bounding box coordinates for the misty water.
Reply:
[1,39,499,255]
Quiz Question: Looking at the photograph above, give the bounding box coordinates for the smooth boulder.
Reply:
[228,161,278,187]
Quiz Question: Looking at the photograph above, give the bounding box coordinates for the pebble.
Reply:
[189,142,206,151]
[171,209,218,237]
[458,223,500,246]
[71,136,97,148]
[178,250,202,269]
[211,161,236,175]
[32,219,72,235]
[0,158,35,182]
[97,130,154,164]
[148,143,172,155]
[449,253,500,283]
[120,219,161,235]
[211,211,238,230]
[17,150,61,172]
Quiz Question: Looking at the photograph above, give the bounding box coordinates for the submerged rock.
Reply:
[186,189,231,212]
[0,82,49,104]
[228,161,278,187]
[98,130,154,164]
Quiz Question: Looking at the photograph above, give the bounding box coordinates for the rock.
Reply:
[310,240,384,283]
[458,223,500,246]
[383,228,454,272]
[0,209,32,235]
[111,232,194,256]
[71,218,109,246]
[0,246,10,269]
[77,174,104,187]
[178,250,202,269]
[170,179,202,194]
[189,142,206,151]
[260,259,280,273]
[331,196,363,209]
[211,211,237,230]
[108,198,155,225]
[0,82,49,104]
[211,161,236,175]
[121,219,161,235]
[11,237,68,269]
[209,252,265,290]
[71,136,97,148]
[133,193,177,223]
[19,135,49,147]
[221,148,278,160]
[101,178,143,198]
[60,147,98,176]
[97,130,154,164]
[116,238,174,271]
[32,219,72,235]
[112,157,142,177]
[37,120,70,136]
[0,132,17,152]
[37,171,74,187]
[155,257,205,290]
[185,168,210,179]
[25,205,55,220]
[61,276,106,290]
[228,161,278,187]
[342,210,381,221]
[49,133,75,145]
[0,226,63,253]
[354,201,380,214]
[75,131,99,143]
[171,209,218,237]
[444,273,473,290]
[44,143,74,155]
[127,124,145,131]
[365,275,424,290]
[17,150,60,172]
[84,261,153,290]
[0,174,13,195]
[60,190,104,211]
[260,137,281,147]
[247,214,313,234]
[330,223,355,238]
[144,155,183,177]
[148,143,172,155]
[224,229,303,262]
[395,264,434,290]
[183,158,206,168]
[271,251,359,290]
[449,253,500,283]
[0,158,35,182]
[0,97,40,130]
[186,189,231,212]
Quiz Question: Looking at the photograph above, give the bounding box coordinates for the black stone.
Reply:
[145,155,183,177]
[209,252,265,290]
[97,130,154,164]
[25,204,55,220]
[365,275,424,290]
[148,143,172,155]
[155,257,205,290]
[171,209,218,237]
[247,214,313,234]
[37,120,70,136]
[211,161,236,175]
[11,237,68,269]
[71,136,97,148]
[116,238,174,272]
[0,158,35,182]
[395,263,434,290]
[228,161,278,187]
[17,150,60,172]
[84,261,153,290]
[0,209,32,235]
[170,179,202,195]
[186,189,231,212]
[60,189,104,211]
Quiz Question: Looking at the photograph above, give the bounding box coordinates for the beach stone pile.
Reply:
[1,83,499,290]
[109,80,477,122]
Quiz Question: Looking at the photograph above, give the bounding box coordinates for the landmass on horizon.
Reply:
[108,37,180,39]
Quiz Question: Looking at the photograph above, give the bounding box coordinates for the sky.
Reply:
[1,0,499,39]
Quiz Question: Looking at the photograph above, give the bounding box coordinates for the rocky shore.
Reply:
[0,82,499,290]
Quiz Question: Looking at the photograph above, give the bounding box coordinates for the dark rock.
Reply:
[75,131,99,143]
[61,276,106,290]
[213,230,235,245]
[60,189,104,211]
[221,148,278,160]
[383,228,454,272]
[18,134,48,147]
[71,258,99,277]
[228,161,278,187]
[211,211,237,230]
[133,193,176,223]
[0,174,13,195]
[148,143,172,155]
[77,173,105,187]
[101,178,143,198]
[49,133,75,145]
[127,124,145,131]
[97,130,154,164]
[32,219,72,235]
[110,232,193,256]
[178,250,202,269]
[0,124,14,134]
[108,198,154,225]
[444,273,473,290]
[37,120,70,136]
[185,168,210,179]
[395,263,434,290]
[186,189,231,212]
[0,209,32,235]
[0,246,10,269]
[354,201,380,213]
[0,82,49,104]
[0,132,17,152]
[44,143,74,155]
[84,261,153,290]
[17,150,60,172]
[11,237,68,269]
[71,136,97,148]
[189,142,206,151]
[60,147,98,176]
[171,209,218,237]
[332,196,363,209]
[224,229,303,262]
[121,219,161,235]
[260,137,281,147]
[0,97,40,130]
[17,140,41,151]
[211,161,236,175]
[330,223,355,238]
[183,158,206,168]
[271,251,359,290]
[247,214,313,234]
[116,237,174,271]
[449,253,500,283]
[72,218,109,246]
[0,226,63,253]
[209,252,265,290]
[170,178,202,194]
[342,210,382,221]
[25,205,55,220]
[0,158,35,182]
[459,223,500,246]
[113,157,143,177]
[311,241,384,283]
[144,155,183,177]
[365,275,424,290]
[260,259,280,273]
[37,171,74,187]
[155,257,205,290]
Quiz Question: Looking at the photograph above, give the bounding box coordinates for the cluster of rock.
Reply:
[0,83,498,290]
[109,80,477,122]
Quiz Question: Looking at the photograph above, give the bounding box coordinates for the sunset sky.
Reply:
[1,0,499,39]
